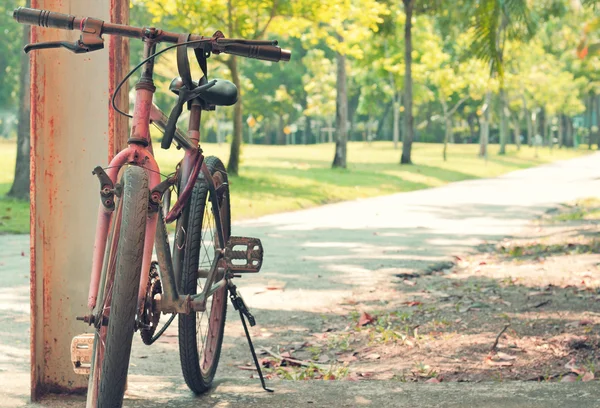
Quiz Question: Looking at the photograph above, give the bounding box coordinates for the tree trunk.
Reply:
[376,100,393,140]
[525,108,533,146]
[400,0,414,164]
[7,22,31,200]
[443,118,452,161]
[467,113,477,141]
[498,88,508,155]
[558,114,564,148]
[278,114,285,145]
[226,56,243,175]
[587,94,594,149]
[332,46,348,168]
[304,116,311,144]
[479,91,490,158]
[595,94,600,149]
[512,116,521,151]
[393,92,400,149]
[566,116,573,147]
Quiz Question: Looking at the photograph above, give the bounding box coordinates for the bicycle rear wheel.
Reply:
[179,156,230,394]
[87,166,148,407]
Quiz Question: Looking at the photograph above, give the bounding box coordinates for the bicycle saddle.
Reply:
[169,77,238,106]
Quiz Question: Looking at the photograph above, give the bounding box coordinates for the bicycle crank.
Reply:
[223,236,264,273]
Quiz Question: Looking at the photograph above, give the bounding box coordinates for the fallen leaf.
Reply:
[359,372,374,378]
[485,356,513,367]
[582,372,595,382]
[280,351,293,358]
[403,301,423,307]
[365,353,380,360]
[337,354,358,363]
[425,377,441,383]
[237,366,258,371]
[403,280,416,286]
[565,358,586,375]
[479,261,487,266]
[358,311,376,326]
[579,319,594,326]
[496,352,517,361]
[561,374,577,383]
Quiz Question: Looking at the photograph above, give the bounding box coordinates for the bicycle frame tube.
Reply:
[88,39,162,311]
[87,36,225,316]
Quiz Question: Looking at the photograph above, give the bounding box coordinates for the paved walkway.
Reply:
[2,152,600,407]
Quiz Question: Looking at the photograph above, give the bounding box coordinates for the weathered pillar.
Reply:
[30,0,128,399]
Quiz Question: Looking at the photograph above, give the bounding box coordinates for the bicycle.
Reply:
[14,7,291,407]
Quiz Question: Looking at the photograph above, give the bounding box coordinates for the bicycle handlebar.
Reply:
[13,7,291,62]
[13,7,78,30]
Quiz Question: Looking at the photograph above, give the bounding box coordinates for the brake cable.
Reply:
[111,38,213,119]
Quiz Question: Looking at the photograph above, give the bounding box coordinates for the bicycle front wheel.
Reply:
[179,156,230,394]
[87,166,148,407]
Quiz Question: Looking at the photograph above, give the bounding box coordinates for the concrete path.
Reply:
[2,152,600,407]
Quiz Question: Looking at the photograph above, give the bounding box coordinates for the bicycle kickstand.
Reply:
[228,283,274,393]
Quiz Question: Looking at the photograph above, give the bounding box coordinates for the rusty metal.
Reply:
[70,333,95,375]
[223,237,264,273]
[140,262,162,344]
[108,0,129,160]
[29,0,121,399]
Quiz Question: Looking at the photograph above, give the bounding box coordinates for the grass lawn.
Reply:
[0,138,592,234]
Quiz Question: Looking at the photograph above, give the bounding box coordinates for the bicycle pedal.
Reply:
[71,333,94,375]
[224,236,263,273]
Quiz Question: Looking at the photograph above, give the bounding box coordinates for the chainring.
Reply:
[140,261,162,345]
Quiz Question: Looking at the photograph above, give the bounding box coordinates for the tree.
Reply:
[144,0,296,175]
[7,0,30,200]
[471,0,536,155]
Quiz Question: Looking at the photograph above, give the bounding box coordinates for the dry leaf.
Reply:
[403,301,423,307]
[582,372,595,382]
[403,279,417,286]
[358,311,376,326]
[561,374,577,383]
[237,366,258,371]
[578,319,594,326]
[337,354,358,363]
[425,377,441,383]
[496,352,517,361]
[565,358,586,375]
[485,356,513,367]
[365,353,381,360]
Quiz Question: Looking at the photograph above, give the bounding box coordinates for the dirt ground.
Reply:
[225,198,600,383]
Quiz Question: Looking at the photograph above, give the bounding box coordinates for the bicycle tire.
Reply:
[178,156,230,394]
[87,166,148,407]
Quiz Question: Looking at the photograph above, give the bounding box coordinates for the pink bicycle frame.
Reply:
[86,39,203,316]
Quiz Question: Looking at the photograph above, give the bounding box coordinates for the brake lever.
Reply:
[23,17,104,55]
[24,40,91,54]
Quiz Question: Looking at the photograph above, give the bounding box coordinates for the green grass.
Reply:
[548,197,600,222]
[0,140,30,234]
[0,138,591,234]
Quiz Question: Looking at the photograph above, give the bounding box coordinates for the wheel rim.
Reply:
[196,173,228,374]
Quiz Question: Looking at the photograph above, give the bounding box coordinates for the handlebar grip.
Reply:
[162,98,185,149]
[13,7,77,30]
[223,44,291,62]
